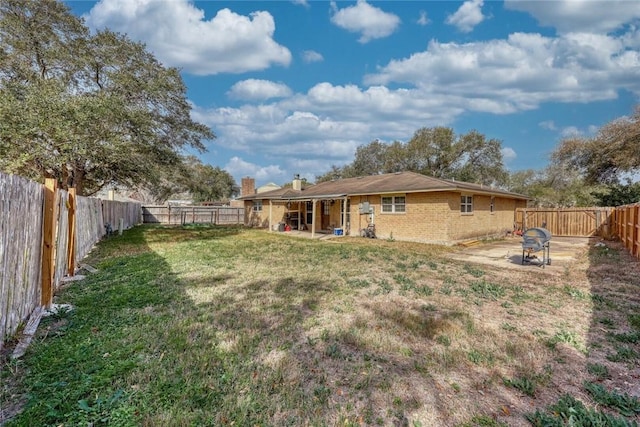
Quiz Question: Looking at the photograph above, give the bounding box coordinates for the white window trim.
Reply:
[381,195,406,214]
[460,194,473,215]
[253,200,263,212]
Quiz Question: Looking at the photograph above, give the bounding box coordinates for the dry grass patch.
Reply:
[2,226,640,426]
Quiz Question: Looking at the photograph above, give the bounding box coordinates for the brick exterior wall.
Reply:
[244,200,287,229]
[245,191,526,243]
[339,192,526,244]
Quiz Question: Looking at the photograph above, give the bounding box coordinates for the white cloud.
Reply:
[560,126,581,137]
[505,0,640,34]
[302,50,324,63]
[539,120,557,131]
[364,31,640,113]
[227,79,292,101]
[446,0,485,33]
[330,0,401,43]
[84,0,291,75]
[417,11,430,26]
[501,147,517,162]
[225,157,287,184]
[291,0,309,7]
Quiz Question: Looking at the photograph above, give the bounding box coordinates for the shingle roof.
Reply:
[238,171,528,201]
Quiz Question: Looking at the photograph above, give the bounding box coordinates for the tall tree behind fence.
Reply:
[0,174,44,349]
[0,172,142,349]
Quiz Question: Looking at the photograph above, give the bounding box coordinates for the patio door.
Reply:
[321,201,331,230]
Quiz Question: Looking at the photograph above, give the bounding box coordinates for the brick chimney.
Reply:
[292,174,302,191]
[241,177,255,197]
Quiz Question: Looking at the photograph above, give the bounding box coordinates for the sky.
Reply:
[64,0,640,187]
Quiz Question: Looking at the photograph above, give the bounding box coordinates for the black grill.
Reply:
[521,227,551,267]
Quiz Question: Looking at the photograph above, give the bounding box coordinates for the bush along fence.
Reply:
[614,204,640,259]
[0,172,142,350]
[142,205,244,225]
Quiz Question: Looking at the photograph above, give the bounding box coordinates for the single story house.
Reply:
[237,172,528,244]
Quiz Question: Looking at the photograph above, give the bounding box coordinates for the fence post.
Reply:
[67,188,77,276]
[41,178,57,308]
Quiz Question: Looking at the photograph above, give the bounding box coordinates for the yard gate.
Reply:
[515,207,614,238]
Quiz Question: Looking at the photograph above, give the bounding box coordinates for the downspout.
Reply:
[269,200,273,232]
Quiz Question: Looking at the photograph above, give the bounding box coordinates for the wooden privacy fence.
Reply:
[613,204,640,259]
[514,207,614,237]
[142,205,244,225]
[0,174,44,350]
[0,173,142,349]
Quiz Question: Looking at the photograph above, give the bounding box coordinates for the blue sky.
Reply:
[65,0,640,187]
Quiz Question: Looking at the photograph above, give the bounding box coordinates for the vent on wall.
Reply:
[358,202,371,214]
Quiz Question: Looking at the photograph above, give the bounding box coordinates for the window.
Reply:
[490,196,495,214]
[253,200,263,212]
[323,201,330,215]
[306,201,313,225]
[460,195,473,214]
[381,195,406,213]
[340,199,351,226]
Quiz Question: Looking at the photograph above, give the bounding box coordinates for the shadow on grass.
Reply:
[526,238,640,424]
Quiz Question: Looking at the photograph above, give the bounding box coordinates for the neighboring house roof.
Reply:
[257,182,281,193]
[238,171,528,201]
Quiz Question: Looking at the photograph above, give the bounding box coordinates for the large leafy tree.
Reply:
[0,0,213,195]
[316,127,508,186]
[551,105,640,185]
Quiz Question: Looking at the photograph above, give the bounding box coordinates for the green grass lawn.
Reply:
[2,225,640,426]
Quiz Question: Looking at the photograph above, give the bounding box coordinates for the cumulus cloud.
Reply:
[501,147,517,162]
[224,157,287,183]
[505,0,640,34]
[446,0,485,33]
[302,50,324,63]
[539,120,557,131]
[560,126,582,137]
[227,79,292,101]
[364,31,640,113]
[84,0,291,75]
[417,11,430,26]
[330,0,401,43]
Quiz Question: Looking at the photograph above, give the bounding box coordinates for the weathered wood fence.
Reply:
[613,204,640,259]
[515,207,614,237]
[0,172,142,349]
[142,205,244,225]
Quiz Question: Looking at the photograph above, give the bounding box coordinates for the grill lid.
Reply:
[522,227,552,242]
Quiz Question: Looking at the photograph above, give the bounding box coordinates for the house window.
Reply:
[306,201,313,225]
[460,195,473,214]
[340,199,351,225]
[253,200,263,212]
[324,202,330,215]
[381,195,406,213]
[490,196,495,214]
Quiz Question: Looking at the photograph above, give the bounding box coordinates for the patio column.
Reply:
[311,199,317,238]
[342,197,348,231]
[269,200,273,232]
